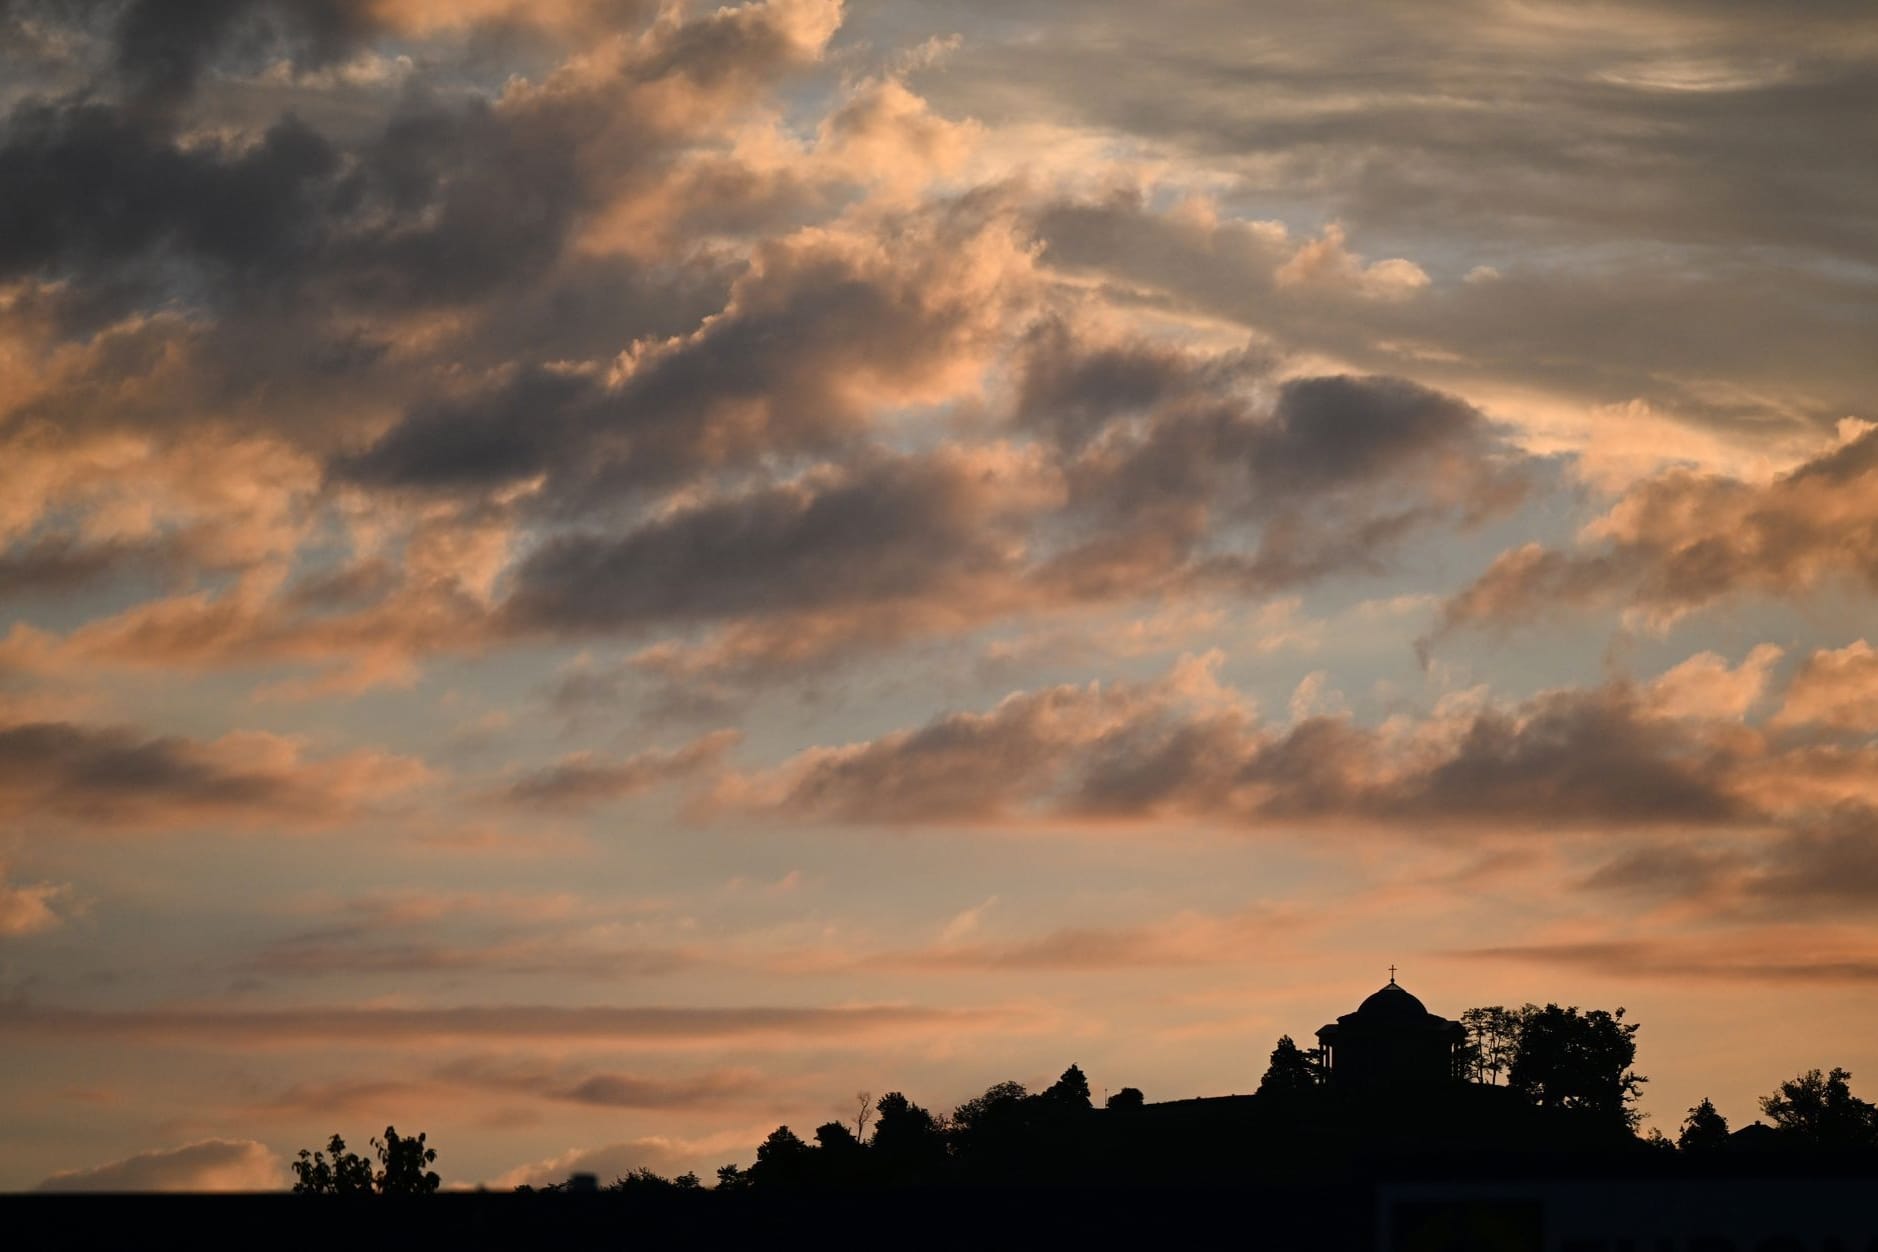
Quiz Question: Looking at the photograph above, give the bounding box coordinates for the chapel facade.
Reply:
[1314,972,1467,1090]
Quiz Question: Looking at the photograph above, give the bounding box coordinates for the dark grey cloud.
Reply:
[556,1069,755,1108]
[338,197,1028,508]
[0,720,282,820]
[1253,375,1484,498]
[733,673,1755,832]
[1576,844,1741,899]
[1576,806,1878,921]
[499,451,1029,634]
[0,718,418,828]
[473,342,1533,686]
[500,729,739,811]
[0,103,339,293]
[334,369,587,492]
[1012,317,1230,446]
[0,535,170,599]
[1085,685,1746,829]
[434,1056,761,1110]
[1744,806,1878,912]
[1375,690,1744,828]
[1057,370,1515,525]
[1021,332,1530,604]
[110,0,381,115]
[0,0,821,375]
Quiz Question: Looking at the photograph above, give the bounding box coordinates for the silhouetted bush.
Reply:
[293,1127,438,1195]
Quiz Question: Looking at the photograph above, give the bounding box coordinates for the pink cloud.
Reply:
[37,1139,284,1192]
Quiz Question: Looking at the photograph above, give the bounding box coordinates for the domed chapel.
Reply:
[1314,969,1468,1090]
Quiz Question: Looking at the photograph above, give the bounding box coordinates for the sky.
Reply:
[2,0,1877,1191]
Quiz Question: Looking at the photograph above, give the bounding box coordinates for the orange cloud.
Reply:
[1435,423,1878,639]
[1644,644,1783,721]
[1776,640,1878,731]
[0,861,71,935]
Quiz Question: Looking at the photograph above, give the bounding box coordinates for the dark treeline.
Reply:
[292,1001,1878,1198]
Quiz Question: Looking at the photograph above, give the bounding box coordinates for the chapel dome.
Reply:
[1353,982,1430,1021]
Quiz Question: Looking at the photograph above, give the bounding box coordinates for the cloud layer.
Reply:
[1,0,1874,1190]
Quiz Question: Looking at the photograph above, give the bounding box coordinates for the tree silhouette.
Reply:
[750,1124,814,1187]
[1106,1086,1145,1111]
[813,1120,867,1185]
[293,1128,437,1194]
[1257,1034,1320,1097]
[291,1133,374,1195]
[870,1091,946,1180]
[610,1166,679,1194]
[1759,1067,1878,1149]
[372,1126,440,1195]
[815,1121,862,1152]
[950,1080,1029,1143]
[950,1078,1032,1172]
[1678,1097,1730,1151]
[1041,1063,1093,1110]
[1460,1005,1523,1085]
[1507,1004,1645,1131]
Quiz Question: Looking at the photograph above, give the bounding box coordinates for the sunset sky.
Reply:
[3,0,1877,1191]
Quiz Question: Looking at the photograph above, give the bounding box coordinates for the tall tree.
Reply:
[1257,1035,1321,1097]
[1507,1004,1646,1131]
[870,1092,946,1180]
[950,1080,1030,1142]
[750,1125,814,1188]
[1041,1064,1093,1110]
[372,1126,440,1195]
[1759,1068,1878,1149]
[950,1079,1041,1178]
[1460,1006,1525,1085]
[1678,1097,1730,1151]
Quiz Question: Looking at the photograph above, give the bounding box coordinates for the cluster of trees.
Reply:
[718,1066,1099,1190]
[291,1127,440,1195]
[1671,1068,1878,1153]
[1458,1003,1646,1130]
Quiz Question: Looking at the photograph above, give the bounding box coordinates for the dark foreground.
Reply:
[10,1154,1877,1252]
